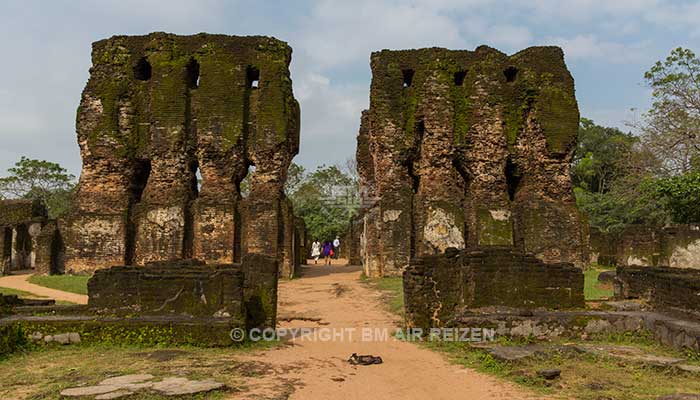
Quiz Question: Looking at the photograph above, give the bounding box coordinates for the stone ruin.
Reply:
[0,199,59,275]
[59,33,302,278]
[348,46,589,326]
[353,46,587,278]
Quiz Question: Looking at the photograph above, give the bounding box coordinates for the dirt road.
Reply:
[0,274,88,304]
[232,262,544,400]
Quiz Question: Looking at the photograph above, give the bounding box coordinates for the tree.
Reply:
[0,157,76,218]
[638,47,700,175]
[649,172,700,224]
[287,164,358,241]
[572,118,638,193]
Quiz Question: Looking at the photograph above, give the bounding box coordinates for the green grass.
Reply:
[362,276,404,316]
[27,275,90,296]
[422,337,700,399]
[584,268,614,300]
[0,342,281,399]
[0,287,46,298]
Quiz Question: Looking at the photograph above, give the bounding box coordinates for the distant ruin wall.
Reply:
[62,33,300,274]
[356,46,586,277]
[404,247,584,329]
[0,200,59,275]
[590,225,700,268]
[615,266,700,321]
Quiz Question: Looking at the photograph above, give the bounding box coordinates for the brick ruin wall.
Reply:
[59,33,300,276]
[404,247,584,329]
[591,225,700,269]
[355,46,587,278]
[0,200,60,275]
[615,266,700,321]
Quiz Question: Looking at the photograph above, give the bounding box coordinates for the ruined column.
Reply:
[64,33,299,272]
[360,46,586,276]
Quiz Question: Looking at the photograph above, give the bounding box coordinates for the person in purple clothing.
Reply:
[321,240,333,266]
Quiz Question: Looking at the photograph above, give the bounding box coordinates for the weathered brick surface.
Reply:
[357,46,586,276]
[404,247,584,329]
[591,225,700,269]
[62,33,299,273]
[615,266,700,320]
[0,200,58,274]
[88,260,246,319]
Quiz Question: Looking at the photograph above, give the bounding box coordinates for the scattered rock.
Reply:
[604,300,645,312]
[537,369,561,380]
[584,319,612,334]
[40,332,81,345]
[95,390,134,400]
[151,377,225,396]
[331,377,345,382]
[578,344,684,367]
[677,364,700,374]
[60,375,225,398]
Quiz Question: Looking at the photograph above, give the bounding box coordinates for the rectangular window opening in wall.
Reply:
[402,69,414,88]
[454,70,467,86]
[247,66,260,89]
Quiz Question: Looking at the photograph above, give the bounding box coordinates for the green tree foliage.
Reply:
[572,118,638,193]
[0,157,76,218]
[649,172,700,223]
[286,163,358,242]
[639,47,700,175]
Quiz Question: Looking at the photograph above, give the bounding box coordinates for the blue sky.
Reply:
[1,0,699,177]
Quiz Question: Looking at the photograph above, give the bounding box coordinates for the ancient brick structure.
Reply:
[591,225,700,268]
[615,266,700,321]
[356,46,587,277]
[0,200,60,275]
[62,33,300,274]
[404,247,584,329]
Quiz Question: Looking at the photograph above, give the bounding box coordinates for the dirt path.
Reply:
[0,274,88,304]
[231,262,545,400]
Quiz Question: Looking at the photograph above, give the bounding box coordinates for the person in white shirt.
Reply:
[311,240,321,264]
[333,236,340,260]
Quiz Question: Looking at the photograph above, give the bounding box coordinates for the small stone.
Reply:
[30,331,43,341]
[68,332,81,344]
[152,377,225,396]
[53,333,71,345]
[677,364,700,374]
[43,335,53,343]
[60,385,122,397]
[537,369,561,380]
[95,390,134,400]
[488,345,545,362]
[584,319,612,334]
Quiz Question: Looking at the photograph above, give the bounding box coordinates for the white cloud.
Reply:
[545,34,651,64]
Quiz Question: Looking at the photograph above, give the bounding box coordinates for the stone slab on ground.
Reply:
[59,375,225,398]
[578,344,685,367]
[657,395,700,400]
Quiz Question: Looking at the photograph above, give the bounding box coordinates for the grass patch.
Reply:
[423,338,700,399]
[584,268,614,300]
[28,275,90,295]
[0,287,46,298]
[362,276,404,316]
[0,341,280,399]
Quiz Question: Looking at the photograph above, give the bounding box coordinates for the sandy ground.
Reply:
[230,261,546,400]
[0,273,88,304]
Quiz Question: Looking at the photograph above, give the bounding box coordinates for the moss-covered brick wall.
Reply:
[356,45,585,277]
[404,247,585,330]
[63,33,299,273]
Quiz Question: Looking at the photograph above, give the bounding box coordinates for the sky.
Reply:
[1,0,699,178]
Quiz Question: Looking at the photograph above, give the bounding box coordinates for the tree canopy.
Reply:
[0,157,76,218]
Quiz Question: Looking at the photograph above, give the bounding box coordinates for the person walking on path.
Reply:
[311,240,321,264]
[333,236,341,260]
[322,240,333,266]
